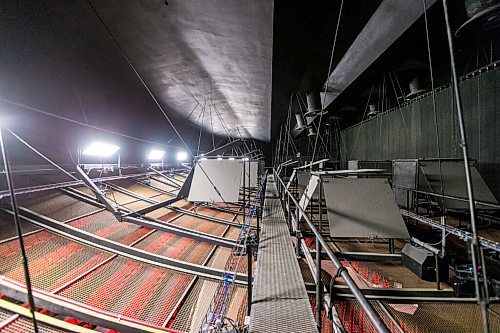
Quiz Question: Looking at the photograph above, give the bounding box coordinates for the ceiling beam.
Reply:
[294,0,438,136]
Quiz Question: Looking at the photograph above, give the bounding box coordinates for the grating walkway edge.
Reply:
[249,175,317,333]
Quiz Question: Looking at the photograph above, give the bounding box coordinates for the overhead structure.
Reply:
[89,1,273,140]
[393,159,499,210]
[294,0,439,136]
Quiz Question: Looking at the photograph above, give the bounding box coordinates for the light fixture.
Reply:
[148,149,165,160]
[176,151,188,161]
[229,157,235,160]
[82,142,120,157]
[243,157,250,161]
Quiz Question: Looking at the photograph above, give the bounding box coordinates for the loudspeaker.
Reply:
[401,244,449,282]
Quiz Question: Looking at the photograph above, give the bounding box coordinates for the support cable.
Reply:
[86,0,193,156]
[442,1,490,332]
[312,0,345,163]
[0,99,183,149]
[422,0,445,206]
[0,128,39,333]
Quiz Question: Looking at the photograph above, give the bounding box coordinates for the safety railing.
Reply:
[273,169,390,333]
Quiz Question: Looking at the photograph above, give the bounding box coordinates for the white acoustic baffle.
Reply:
[188,159,243,203]
[323,178,410,239]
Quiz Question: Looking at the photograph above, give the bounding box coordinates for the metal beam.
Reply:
[75,165,120,218]
[307,284,487,303]
[294,0,438,136]
[202,139,245,157]
[0,277,176,333]
[13,207,246,283]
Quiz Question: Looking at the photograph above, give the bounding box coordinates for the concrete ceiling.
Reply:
[92,0,273,141]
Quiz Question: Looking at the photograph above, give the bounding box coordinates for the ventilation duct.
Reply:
[366,104,380,117]
[305,91,327,117]
[295,113,308,130]
[457,0,500,36]
[405,77,428,100]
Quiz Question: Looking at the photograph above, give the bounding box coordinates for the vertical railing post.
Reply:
[295,206,301,258]
[247,242,253,316]
[316,179,323,331]
[287,194,291,232]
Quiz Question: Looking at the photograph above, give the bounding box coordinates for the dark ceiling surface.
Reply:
[0,0,273,163]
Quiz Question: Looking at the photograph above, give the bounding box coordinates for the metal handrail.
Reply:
[273,169,389,333]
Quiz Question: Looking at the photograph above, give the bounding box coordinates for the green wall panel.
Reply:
[341,66,500,199]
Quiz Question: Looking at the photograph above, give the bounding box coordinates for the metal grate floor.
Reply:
[249,175,317,333]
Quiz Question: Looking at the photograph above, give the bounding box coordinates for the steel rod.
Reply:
[0,128,39,333]
[442,2,489,331]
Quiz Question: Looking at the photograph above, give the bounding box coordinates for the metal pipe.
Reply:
[0,128,39,333]
[247,243,253,316]
[316,180,323,331]
[442,2,489,331]
[274,170,389,333]
[402,209,500,252]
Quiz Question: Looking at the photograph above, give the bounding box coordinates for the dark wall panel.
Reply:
[341,66,500,199]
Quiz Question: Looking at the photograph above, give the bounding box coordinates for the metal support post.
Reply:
[434,253,441,290]
[316,180,323,331]
[389,239,395,254]
[287,194,291,232]
[243,160,246,217]
[295,207,301,258]
[247,243,253,316]
[0,128,39,333]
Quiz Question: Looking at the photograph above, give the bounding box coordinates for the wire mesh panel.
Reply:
[0,229,112,291]
[59,256,194,326]
[16,190,101,222]
[170,278,219,332]
[68,210,144,244]
[169,215,234,239]
[0,317,68,333]
[0,211,40,241]
[107,179,165,198]
[133,230,215,265]
[147,177,179,192]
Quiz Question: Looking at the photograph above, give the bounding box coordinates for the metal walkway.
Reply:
[249,175,317,333]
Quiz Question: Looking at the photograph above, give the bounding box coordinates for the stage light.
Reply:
[176,151,188,161]
[217,155,223,160]
[148,149,165,160]
[82,142,120,157]
[229,157,235,160]
[243,157,250,161]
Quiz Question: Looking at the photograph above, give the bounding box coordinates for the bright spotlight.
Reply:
[176,151,188,161]
[82,142,120,157]
[243,157,250,161]
[148,149,165,160]
[229,157,235,160]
